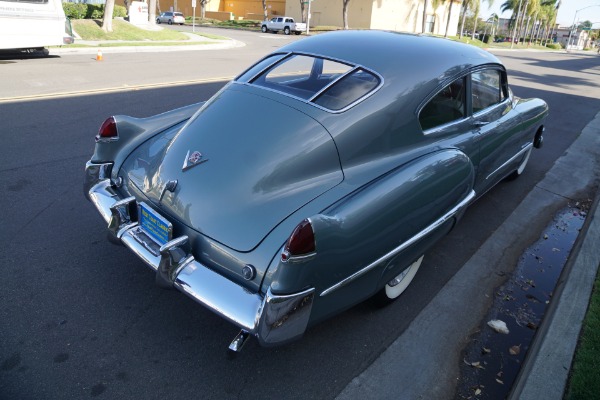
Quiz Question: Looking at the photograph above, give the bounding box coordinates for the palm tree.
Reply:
[102,0,115,32]
[459,0,494,39]
[444,0,458,37]
[422,0,429,32]
[343,0,351,29]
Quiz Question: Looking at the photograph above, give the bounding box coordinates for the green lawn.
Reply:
[565,271,600,399]
[73,19,190,41]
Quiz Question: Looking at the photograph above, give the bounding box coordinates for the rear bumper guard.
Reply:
[84,161,314,348]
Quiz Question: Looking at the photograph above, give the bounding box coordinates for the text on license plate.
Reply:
[139,202,172,245]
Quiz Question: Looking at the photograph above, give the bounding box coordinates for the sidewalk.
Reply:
[336,112,600,399]
[50,30,245,55]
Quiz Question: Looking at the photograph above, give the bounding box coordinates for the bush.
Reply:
[114,5,127,18]
[63,3,127,19]
[63,3,87,19]
[86,5,103,19]
[546,43,562,50]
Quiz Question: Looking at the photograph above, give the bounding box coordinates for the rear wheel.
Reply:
[284,26,291,35]
[168,19,173,25]
[372,255,424,306]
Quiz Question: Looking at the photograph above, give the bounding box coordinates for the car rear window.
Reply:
[237,54,381,112]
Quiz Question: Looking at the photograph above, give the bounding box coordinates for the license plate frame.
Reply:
[138,202,172,246]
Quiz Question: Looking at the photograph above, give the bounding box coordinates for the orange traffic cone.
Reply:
[96,49,103,61]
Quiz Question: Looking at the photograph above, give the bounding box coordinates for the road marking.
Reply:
[0,76,234,103]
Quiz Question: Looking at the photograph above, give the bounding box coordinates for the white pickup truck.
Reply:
[261,17,306,35]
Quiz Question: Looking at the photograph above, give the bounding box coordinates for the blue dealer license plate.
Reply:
[139,202,172,246]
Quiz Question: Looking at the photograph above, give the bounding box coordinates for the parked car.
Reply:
[84,31,547,351]
[261,16,306,35]
[156,11,184,25]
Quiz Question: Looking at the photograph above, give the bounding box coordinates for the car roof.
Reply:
[278,30,502,84]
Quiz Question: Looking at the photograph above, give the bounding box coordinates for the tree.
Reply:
[149,0,156,25]
[444,0,458,37]
[262,0,268,20]
[299,0,306,23]
[343,0,350,29]
[102,0,115,32]
[200,0,210,19]
[459,0,478,38]
[422,0,429,33]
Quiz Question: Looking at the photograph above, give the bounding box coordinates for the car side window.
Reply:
[419,77,466,131]
[472,69,503,113]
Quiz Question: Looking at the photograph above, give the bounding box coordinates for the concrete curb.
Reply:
[509,114,600,399]
[335,112,600,399]
[49,38,244,55]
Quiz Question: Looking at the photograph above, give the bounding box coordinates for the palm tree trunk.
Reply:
[444,0,454,37]
[422,0,430,33]
[471,11,479,40]
[102,0,115,32]
[459,1,468,38]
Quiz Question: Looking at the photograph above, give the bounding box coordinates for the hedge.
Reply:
[63,3,127,20]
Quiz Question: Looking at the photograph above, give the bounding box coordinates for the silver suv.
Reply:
[156,12,185,25]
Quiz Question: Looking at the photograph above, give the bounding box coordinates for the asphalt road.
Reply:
[1,32,599,399]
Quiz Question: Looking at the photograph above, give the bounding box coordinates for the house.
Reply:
[554,27,590,50]
[131,0,462,36]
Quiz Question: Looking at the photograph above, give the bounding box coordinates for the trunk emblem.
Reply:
[182,150,208,171]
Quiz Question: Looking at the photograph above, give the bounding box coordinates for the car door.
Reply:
[470,68,524,194]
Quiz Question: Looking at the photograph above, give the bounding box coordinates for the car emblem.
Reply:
[182,150,208,171]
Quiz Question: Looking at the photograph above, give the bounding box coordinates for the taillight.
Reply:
[96,117,118,142]
[282,219,316,262]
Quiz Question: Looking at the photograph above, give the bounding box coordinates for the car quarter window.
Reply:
[472,69,504,113]
[419,77,466,131]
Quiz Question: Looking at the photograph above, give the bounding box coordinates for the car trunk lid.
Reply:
[123,87,343,252]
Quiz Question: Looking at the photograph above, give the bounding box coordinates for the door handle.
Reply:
[473,120,489,127]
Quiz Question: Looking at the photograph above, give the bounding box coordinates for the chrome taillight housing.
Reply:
[95,116,118,142]
[281,219,316,262]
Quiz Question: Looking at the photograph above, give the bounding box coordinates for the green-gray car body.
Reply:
[84,30,548,350]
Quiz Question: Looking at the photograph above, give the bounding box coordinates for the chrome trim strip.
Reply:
[472,96,511,119]
[234,52,291,82]
[308,65,360,102]
[320,190,476,297]
[422,116,469,135]
[485,142,533,181]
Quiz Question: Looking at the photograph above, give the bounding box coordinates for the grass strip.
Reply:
[65,41,213,48]
[73,19,189,41]
[565,270,600,399]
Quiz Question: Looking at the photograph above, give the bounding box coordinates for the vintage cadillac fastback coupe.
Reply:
[84,30,547,351]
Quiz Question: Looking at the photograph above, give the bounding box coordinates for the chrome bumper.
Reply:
[84,161,314,348]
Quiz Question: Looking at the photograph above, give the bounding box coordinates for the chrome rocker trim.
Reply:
[85,161,315,350]
[320,189,476,297]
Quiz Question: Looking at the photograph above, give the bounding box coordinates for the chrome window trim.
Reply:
[472,96,511,119]
[308,65,359,102]
[485,142,533,181]
[422,115,470,136]
[320,189,476,297]
[233,51,383,114]
[234,52,291,83]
